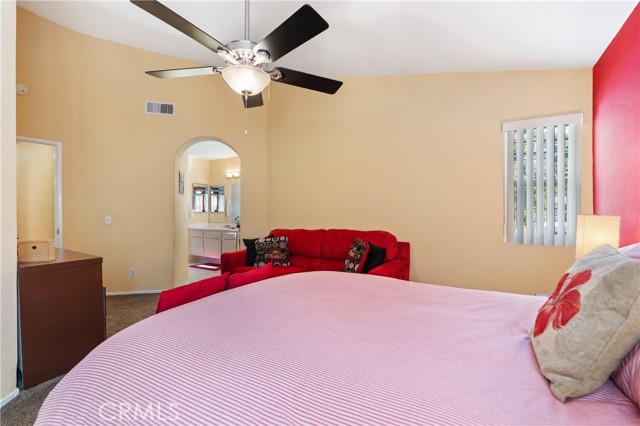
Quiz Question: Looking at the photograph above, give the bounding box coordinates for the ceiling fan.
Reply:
[131,0,343,108]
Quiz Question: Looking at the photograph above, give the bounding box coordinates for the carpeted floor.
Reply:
[0,293,160,426]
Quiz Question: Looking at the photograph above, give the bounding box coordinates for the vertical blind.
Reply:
[503,113,582,246]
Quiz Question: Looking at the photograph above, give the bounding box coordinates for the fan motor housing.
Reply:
[224,40,271,68]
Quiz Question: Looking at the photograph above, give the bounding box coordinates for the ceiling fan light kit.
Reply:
[131,0,343,110]
[222,65,270,96]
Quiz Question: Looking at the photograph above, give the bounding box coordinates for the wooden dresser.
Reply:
[18,248,106,389]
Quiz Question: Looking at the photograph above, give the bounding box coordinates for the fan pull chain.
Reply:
[244,94,249,136]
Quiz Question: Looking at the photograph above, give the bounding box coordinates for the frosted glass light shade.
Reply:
[575,215,620,258]
[221,65,270,95]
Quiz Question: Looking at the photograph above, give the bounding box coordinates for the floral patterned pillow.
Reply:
[254,236,290,267]
[344,238,370,273]
[529,244,640,402]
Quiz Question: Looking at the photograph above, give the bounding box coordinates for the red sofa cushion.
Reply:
[318,259,346,272]
[230,264,309,281]
[156,273,229,313]
[271,229,325,258]
[287,254,322,270]
[322,229,398,262]
[271,265,308,277]
[230,265,257,275]
[228,263,273,289]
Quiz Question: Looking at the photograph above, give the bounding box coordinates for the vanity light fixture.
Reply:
[226,171,241,179]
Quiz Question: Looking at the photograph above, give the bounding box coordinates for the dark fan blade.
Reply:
[243,93,264,109]
[271,67,342,94]
[131,0,229,56]
[254,5,328,63]
[146,66,218,79]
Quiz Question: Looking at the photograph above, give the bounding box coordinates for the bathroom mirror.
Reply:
[210,185,225,213]
[192,184,209,213]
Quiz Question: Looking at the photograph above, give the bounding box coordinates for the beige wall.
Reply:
[16,142,54,241]
[17,8,270,293]
[173,148,190,286]
[1,0,18,404]
[267,70,593,295]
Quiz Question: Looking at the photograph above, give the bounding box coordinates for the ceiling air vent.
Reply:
[145,101,175,116]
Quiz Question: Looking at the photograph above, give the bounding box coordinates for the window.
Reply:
[503,113,582,246]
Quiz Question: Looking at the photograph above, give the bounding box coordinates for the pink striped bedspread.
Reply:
[36,271,639,425]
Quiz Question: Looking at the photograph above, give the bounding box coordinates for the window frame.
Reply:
[503,113,583,246]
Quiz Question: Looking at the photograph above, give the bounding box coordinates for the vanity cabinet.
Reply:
[190,228,239,259]
[203,231,223,258]
[222,232,239,253]
[190,230,204,256]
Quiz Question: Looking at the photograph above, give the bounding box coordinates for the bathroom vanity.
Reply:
[189,224,240,260]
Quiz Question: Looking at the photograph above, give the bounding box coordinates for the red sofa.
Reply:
[221,228,410,281]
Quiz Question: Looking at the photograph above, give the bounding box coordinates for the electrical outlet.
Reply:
[105,215,112,225]
[129,268,137,278]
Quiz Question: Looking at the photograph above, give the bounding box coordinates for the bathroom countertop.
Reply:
[189,223,240,232]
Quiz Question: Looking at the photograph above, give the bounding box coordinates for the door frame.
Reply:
[16,136,63,248]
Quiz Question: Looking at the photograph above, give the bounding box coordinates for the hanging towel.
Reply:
[187,198,194,218]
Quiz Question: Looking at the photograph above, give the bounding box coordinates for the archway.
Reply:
[173,137,240,286]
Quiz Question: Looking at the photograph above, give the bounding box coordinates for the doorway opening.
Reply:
[173,138,240,286]
[16,136,63,248]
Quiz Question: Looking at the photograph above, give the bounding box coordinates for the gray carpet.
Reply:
[0,293,160,426]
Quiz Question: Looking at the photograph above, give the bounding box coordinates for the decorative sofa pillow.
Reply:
[361,242,387,273]
[244,235,274,266]
[255,236,290,267]
[243,238,259,266]
[344,238,370,273]
[529,244,640,402]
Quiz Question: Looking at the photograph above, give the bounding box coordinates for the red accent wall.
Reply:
[593,2,640,247]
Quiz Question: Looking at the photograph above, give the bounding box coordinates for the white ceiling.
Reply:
[17,0,637,81]
[188,141,239,160]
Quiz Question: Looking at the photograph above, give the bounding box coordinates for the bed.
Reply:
[36,271,639,425]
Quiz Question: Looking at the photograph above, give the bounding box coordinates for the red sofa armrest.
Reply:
[156,273,229,313]
[221,249,247,274]
[367,258,410,280]
[367,241,410,280]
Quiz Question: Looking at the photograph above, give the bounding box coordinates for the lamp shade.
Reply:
[575,215,620,258]
[221,65,270,96]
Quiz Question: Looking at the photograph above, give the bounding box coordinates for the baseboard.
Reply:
[106,290,162,296]
[1,388,19,408]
